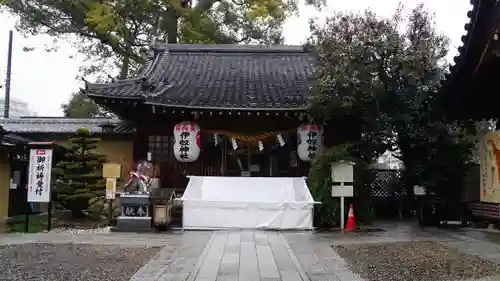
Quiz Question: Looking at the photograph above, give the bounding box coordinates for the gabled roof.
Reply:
[0,117,134,134]
[85,44,316,110]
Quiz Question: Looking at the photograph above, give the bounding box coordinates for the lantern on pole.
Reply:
[173,121,201,162]
[297,123,323,161]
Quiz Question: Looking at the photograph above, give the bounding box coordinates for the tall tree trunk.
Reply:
[119,32,133,80]
[119,54,130,80]
[166,9,178,43]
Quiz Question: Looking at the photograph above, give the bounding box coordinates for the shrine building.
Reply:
[0,44,360,224]
[0,118,135,220]
[83,44,342,191]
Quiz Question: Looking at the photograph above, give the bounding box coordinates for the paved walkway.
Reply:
[3,224,500,281]
[180,231,311,281]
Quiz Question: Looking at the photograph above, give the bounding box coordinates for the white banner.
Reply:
[106,178,117,200]
[27,149,53,203]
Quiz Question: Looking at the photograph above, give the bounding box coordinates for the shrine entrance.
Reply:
[225,141,297,178]
[226,146,271,177]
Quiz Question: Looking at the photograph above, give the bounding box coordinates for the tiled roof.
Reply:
[86,44,316,110]
[0,124,32,146]
[3,133,32,145]
[0,117,135,134]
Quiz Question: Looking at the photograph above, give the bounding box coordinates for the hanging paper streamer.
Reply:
[231,137,238,150]
[236,157,243,170]
[204,129,295,143]
[277,134,285,147]
[258,140,264,151]
[213,133,220,146]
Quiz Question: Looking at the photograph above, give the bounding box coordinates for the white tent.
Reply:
[180,176,319,230]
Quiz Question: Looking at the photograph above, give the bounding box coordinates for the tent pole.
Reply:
[269,154,273,176]
[247,147,251,176]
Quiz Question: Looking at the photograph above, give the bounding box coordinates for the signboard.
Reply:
[480,132,500,203]
[413,185,426,196]
[27,149,53,203]
[9,179,17,190]
[331,161,355,198]
[331,185,354,197]
[103,163,122,179]
[106,178,117,199]
[123,204,148,217]
[331,162,354,184]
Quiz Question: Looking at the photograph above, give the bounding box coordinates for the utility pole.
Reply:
[4,30,13,118]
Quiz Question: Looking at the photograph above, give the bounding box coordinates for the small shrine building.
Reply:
[84,44,340,191]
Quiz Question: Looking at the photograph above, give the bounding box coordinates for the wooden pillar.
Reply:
[221,138,227,176]
[269,154,273,177]
[0,148,10,231]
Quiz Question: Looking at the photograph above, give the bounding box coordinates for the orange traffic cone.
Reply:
[345,204,356,232]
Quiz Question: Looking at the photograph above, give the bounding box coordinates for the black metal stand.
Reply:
[24,200,30,232]
[24,213,29,232]
[108,199,113,226]
[47,200,52,232]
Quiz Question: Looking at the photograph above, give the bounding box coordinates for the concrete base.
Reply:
[113,216,152,232]
[110,226,155,233]
[0,216,7,233]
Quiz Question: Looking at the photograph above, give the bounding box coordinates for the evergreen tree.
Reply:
[1,0,324,79]
[61,92,110,118]
[307,5,474,226]
[53,128,106,217]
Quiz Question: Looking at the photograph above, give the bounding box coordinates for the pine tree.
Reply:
[53,128,106,217]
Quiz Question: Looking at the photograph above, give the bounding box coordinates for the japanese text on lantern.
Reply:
[303,125,321,159]
[307,131,318,159]
[175,123,194,160]
[27,149,53,203]
[173,121,201,162]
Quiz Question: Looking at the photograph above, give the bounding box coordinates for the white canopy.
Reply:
[180,176,319,230]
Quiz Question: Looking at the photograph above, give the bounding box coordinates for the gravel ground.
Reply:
[0,243,161,281]
[43,226,112,235]
[334,241,500,281]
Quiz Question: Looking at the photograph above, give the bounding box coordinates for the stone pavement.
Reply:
[130,231,325,281]
[3,224,500,281]
[124,230,366,281]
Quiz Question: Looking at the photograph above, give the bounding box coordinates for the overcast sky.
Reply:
[0,0,471,117]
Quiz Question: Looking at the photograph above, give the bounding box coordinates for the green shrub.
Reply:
[308,145,349,228]
[308,144,375,228]
[52,128,106,218]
